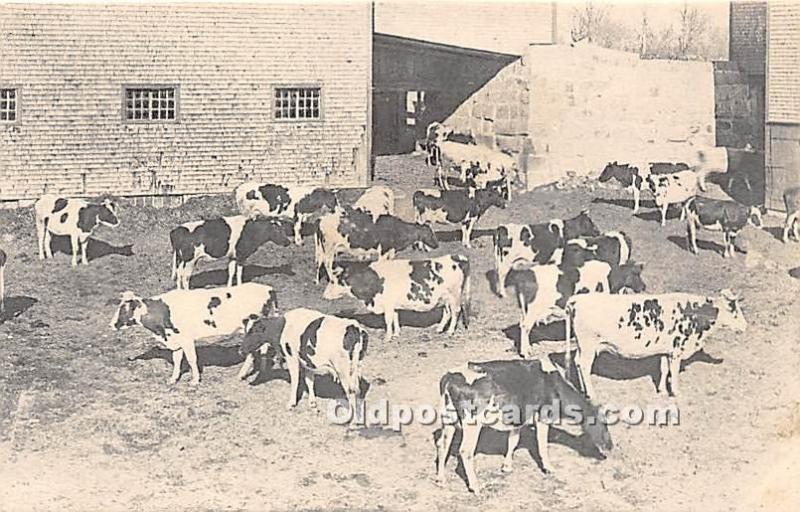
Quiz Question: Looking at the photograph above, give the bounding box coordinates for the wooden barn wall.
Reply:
[0,4,371,202]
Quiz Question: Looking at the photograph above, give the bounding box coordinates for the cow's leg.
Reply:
[435,423,457,485]
[184,343,201,386]
[238,353,255,380]
[383,311,395,342]
[518,311,533,358]
[501,428,521,473]
[44,226,54,259]
[535,419,552,473]
[728,232,737,257]
[80,235,89,265]
[631,186,640,214]
[667,355,682,397]
[392,310,401,339]
[575,349,597,398]
[286,358,301,409]
[660,203,668,227]
[170,348,184,384]
[436,303,451,333]
[36,219,46,260]
[794,216,800,242]
[304,374,318,409]
[687,218,699,255]
[657,355,669,394]
[236,262,243,286]
[459,423,482,494]
[69,234,80,267]
[721,231,730,258]
[679,202,686,221]
[226,259,237,287]
[293,216,303,246]
[446,300,459,335]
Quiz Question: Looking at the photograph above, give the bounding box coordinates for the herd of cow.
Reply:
[8,132,800,494]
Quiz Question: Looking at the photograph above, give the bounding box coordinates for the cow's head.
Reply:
[238,314,287,361]
[598,161,623,183]
[609,262,646,294]
[414,223,439,252]
[563,210,600,240]
[717,289,747,333]
[98,199,120,227]
[748,205,766,228]
[110,291,146,330]
[476,187,506,211]
[253,216,293,247]
[582,401,614,457]
[322,261,355,301]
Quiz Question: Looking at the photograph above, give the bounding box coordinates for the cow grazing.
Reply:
[560,231,633,268]
[413,188,505,248]
[233,182,338,245]
[314,210,439,284]
[170,215,292,289]
[646,170,700,226]
[783,186,800,243]
[505,260,646,356]
[323,254,470,342]
[352,185,395,220]
[493,210,600,297]
[110,282,278,385]
[237,307,368,417]
[34,194,120,266]
[436,359,612,494]
[684,196,764,258]
[565,289,747,398]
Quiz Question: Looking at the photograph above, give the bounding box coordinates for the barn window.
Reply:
[123,86,178,122]
[274,87,321,120]
[0,89,17,122]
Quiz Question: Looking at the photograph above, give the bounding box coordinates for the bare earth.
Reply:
[1,154,798,511]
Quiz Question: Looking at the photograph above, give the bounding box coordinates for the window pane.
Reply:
[8,111,15,121]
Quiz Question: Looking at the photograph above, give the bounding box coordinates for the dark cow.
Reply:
[234,182,338,245]
[314,209,439,284]
[413,188,506,248]
[110,283,278,386]
[493,210,600,297]
[782,186,800,243]
[237,307,368,419]
[436,359,612,494]
[323,254,470,342]
[34,194,120,266]
[565,289,747,398]
[505,259,646,356]
[170,215,292,289]
[560,231,633,268]
[683,196,764,258]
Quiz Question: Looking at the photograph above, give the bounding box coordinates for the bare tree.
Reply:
[676,2,708,59]
[570,1,610,44]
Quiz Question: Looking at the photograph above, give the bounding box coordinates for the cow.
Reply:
[782,186,800,243]
[423,122,455,167]
[169,215,292,289]
[646,170,700,226]
[233,182,339,245]
[237,307,368,419]
[599,161,688,213]
[565,289,747,399]
[352,185,395,220]
[435,359,613,494]
[493,210,601,297]
[34,194,120,266]
[413,188,505,248]
[560,231,633,268]
[313,209,439,284]
[110,282,278,386]
[683,196,764,258]
[323,254,470,342]
[505,260,646,356]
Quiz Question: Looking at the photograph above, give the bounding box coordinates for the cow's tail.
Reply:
[170,246,177,280]
[313,223,326,283]
[682,196,696,223]
[453,255,471,329]
[564,300,575,379]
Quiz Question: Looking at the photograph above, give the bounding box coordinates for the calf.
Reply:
[323,254,470,342]
[169,215,292,289]
[233,182,338,245]
[237,307,368,418]
[314,210,439,284]
[560,231,633,268]
[413,188,505,248]
[436,359,612,494]
[647,170,700,226]
[505,260,646,356]
[783,186,800,243]
[110,282,278,385]
[493,211,600,297]
[352,185,395,220]
[34,194,120,266]
[684,196,764,258]
[565,289,747,398]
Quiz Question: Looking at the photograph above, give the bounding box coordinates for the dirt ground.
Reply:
[0,153,798,511]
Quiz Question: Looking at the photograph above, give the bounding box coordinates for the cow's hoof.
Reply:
[501,463,513,474]
[308,401,319,410]
[286,401,297,410]
[468,485,482,496]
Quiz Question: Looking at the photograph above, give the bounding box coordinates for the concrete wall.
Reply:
[714,60,765,150]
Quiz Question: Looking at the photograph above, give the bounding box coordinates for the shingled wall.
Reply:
[0,4,371,204]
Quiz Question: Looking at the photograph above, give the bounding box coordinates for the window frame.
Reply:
[271,83,324,123]
[0,86,19,124]
[121,84,180,124]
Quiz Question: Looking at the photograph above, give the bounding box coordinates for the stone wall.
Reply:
[714,61,765,150]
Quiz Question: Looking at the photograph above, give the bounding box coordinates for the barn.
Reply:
[0,4,372,206]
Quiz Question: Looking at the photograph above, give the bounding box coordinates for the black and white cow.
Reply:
[34,194,120,266]
[646,170,700,226]
[233,182,338,245]
[560,231,633,268]
[170,215,292,289]
[436,359,612,494]
[413,188,505,248]
[352,185,395,220]
[237,307,368,418]
[423,122,455,167]
[565,289,747,398]
[599,161,689,213]
[323,254,470,342]
[683,196,764,258]
[110,282,278,385]
[314,209,439,284]
[505,260,646,356]
[493,210,601,297]
[782,186,800,243]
